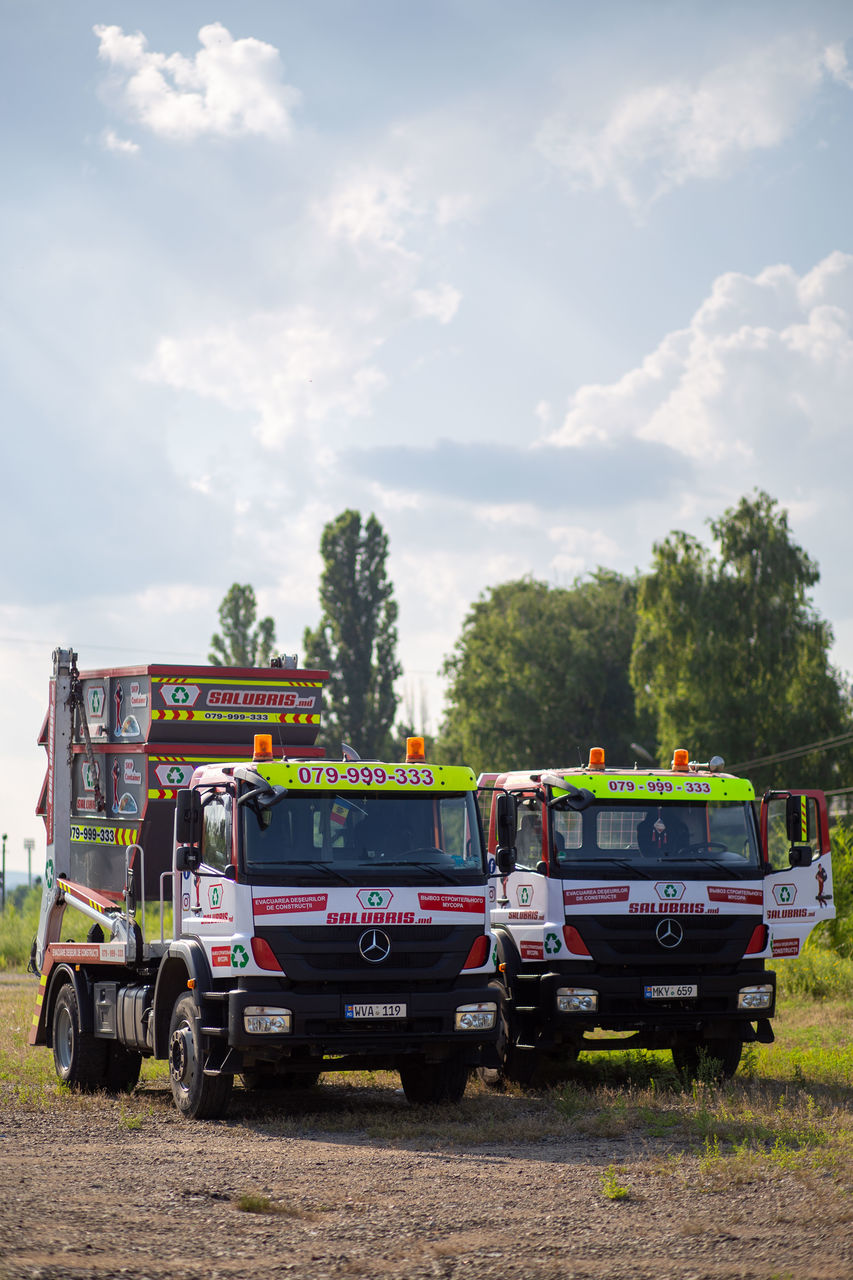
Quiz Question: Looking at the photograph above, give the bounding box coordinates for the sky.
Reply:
[3,0,853,873]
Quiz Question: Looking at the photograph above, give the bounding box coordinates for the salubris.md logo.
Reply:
[356,889,393,910]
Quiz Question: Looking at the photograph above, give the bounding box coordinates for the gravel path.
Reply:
[1,1078,850,1280]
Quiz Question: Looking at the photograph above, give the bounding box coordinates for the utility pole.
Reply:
[24,838,35,889]
[0,833,5,912]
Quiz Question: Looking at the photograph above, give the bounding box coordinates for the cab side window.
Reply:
[516,797,544,869]
[202,793,232,873]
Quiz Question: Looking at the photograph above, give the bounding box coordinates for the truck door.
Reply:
[761,790,834,958]
[491,792,551,962]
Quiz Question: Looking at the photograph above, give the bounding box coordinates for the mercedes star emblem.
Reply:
[358,928,391,963]
[655,918,684,948]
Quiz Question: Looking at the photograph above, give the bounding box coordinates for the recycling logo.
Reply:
[208,885,222,909]
[166,766,185,785]
[357,888,393,910]
[655,881,685,901]
[160,684,200,707]
[773,883,797,906]
[518,885,532,906]
[45,859,54,890]
[544,931,562,955]
[231,944,249,969]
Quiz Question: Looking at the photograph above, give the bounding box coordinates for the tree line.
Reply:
[208,492,853,793]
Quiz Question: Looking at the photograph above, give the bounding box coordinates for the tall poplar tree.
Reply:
[209,584,277,667]
[303,510,402,758]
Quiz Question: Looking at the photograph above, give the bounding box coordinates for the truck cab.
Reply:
[480,747,834,1083]
[29,649,498,1118]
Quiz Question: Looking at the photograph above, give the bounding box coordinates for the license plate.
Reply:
[644,984,698,1000]
[344,1002,407,1019]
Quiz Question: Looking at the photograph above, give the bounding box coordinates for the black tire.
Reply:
[52,983,108,1092]
[105,1043,143,1093]
[168,993,232,1119]
[477,976,540,1089]
[672,1037,742,1083]
[399,1055,469,1105]
[242,1068,321,1091]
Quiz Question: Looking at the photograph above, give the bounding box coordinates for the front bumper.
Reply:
[535,967,776,1047]
[225,982,499,1066]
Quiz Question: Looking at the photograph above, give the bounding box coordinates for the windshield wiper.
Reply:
[559,857,652,879]
[295,861,354,885]
[382,860,458,884]
[669,856,742,879]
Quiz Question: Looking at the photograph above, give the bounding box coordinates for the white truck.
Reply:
[29,648,504,1116]
[478,746,834,1083]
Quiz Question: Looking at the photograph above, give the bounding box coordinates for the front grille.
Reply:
[255,923,479,983]
[570,912,757,969]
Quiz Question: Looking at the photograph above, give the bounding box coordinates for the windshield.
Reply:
[553,800,761,874]
[242,790,484,878]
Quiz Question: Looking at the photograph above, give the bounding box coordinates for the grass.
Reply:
[2,968,852,1213]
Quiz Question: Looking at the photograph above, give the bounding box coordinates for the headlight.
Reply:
[556,987,598,1013]
[454,1002,497,1031]
[243,1005,292,1034]
[737,985,773,1010]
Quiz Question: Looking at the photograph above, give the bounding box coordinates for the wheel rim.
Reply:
[169,1021,196,1099]
[55,1005,73,1073]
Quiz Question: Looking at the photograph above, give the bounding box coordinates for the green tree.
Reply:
[630,491,852,790]
[209,583,277,667]
[302,510,402,758]
[437,571,641,776]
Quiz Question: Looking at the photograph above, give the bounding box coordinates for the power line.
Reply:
[731,727,853,772]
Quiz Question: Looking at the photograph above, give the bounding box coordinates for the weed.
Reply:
[233,1193,311,1217]
[600,1164,630,1201]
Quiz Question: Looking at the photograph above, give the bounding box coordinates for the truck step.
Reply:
[201,1025,228,1038]
[514,1006,539,1014]
[201,991,230,1002]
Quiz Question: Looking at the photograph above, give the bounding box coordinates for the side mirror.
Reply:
[789,843,813,868]
[548,785,595,812]
[494,792,517,875]
[176,788,203,846]
[175,843,201,873]
[785,795,813,844]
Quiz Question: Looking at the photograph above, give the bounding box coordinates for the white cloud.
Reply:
[412,283,461,324]
[147,307,388,447]
[100,128,139,154]
[537,36,853,209]
[548,250,853,486]
[94,22,301,141]
[321,170,420,253]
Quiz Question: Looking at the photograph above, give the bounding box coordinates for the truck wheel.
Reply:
[477,980,539,1090]
[399,1055,469,1105]
[105,1043,143,1093]
[168,993,232,1120]
[672,1038,742,1083]
[52,983,108,1092]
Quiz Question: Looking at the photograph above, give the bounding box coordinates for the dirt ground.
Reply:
[1,1071,851,1280]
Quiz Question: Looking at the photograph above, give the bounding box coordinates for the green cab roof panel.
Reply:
[258,760,478,793]
[548,771,756,803]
